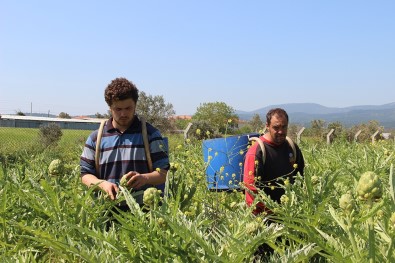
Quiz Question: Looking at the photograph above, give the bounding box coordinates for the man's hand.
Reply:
[97,180,119,200]
[122,171,148,190]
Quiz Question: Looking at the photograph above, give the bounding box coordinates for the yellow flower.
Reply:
[293,163,298,169]
[284,178,290,186]
[196,129,201,135]
[280,195,289,204]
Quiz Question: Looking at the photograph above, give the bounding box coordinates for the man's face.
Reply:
[266,113,288,145]
[110,98,136,129]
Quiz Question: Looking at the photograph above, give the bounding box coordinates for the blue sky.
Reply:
[1,1,394,116]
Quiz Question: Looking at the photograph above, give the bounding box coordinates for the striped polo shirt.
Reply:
[80,115,170,192]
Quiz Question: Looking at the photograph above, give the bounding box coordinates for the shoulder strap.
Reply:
[141,116,153,172]
[249,137,266,166]
[248,136,297,165]
[95,119,107,176]
[286,136,297,163]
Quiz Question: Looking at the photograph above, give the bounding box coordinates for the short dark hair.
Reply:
[266,108,289,125]
[104,77,139,107]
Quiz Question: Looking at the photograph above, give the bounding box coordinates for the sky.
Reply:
[1,1,394,116]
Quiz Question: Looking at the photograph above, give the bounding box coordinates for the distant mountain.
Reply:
[236,102,395,129]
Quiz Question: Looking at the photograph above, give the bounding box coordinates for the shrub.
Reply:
[39,123,63,147]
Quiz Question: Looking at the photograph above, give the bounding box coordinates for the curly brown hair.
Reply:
[104,77,139,107]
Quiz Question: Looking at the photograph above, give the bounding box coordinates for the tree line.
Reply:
[17,92,392,143]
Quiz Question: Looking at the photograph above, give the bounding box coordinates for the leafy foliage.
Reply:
[136,91,176,133]
[16,110,25,116]
[192,102,238,134]
[248,113,264,133]
[188,120,218,140]
[94,111,111,119]
[346,120,384,143]
[38,123,63,147]
[58,112,71,119]
[1,128,395,262]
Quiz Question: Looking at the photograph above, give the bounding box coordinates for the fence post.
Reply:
[371,130,379,144]
[184,122,193,140]
[354,130,362,143]
[297,127,305,144]
[327,129,334,145]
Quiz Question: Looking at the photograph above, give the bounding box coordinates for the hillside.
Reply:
[236,102,395,128]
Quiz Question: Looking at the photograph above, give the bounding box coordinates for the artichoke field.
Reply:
[0,133,394,262]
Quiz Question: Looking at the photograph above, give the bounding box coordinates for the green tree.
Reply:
[58,112,71,119]
[309,119,326,139]
[16,110,25,116]
[95,112,105,118]
[94,111,111,119]
[136,91,175,133]
[173,118,191,131]
[188,120,217,140]
[327,121,345,140]
[192,102,238,134]
[249,114,264,133]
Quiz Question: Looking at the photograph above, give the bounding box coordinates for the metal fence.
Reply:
[0,126,94,155]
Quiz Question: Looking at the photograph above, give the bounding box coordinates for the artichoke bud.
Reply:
[143,187,161,207]
[48,159,63,176]
[311,175,319,185]
[246,221,260,234]
[356,171,383,201]
[339,192,355,212]
[120,174,130,189]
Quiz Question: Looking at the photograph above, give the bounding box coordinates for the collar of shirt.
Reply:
[105,115,142,134]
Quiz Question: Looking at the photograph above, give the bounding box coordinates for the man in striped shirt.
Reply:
[80,77,170,206]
